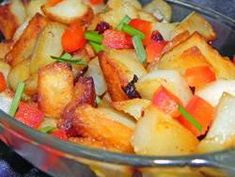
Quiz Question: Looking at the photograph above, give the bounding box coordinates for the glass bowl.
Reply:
[1,0,235,177]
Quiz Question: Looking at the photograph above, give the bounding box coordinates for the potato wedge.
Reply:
[112,99,151,120]
[85,57,107,96]
[7,59,30,91]
[0,61,11,80]
[198,93,235,153]
[38,62,74,118]
[171,12,216,41]
[144,0,172,22]
[157,33,235,79]
[42,0,90,24]
[69,104,133,153]
[0,0,26,40]
[29,22,65,74]
[99,50,146,102]
[132,105,199,156]
[136,70,192,105]
[5,13,48,66]
[196,80,235,107]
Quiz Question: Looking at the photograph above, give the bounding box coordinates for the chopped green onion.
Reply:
[89,41,105,53]
[51,53,87,65]
[122,24,145,39]
[85,31,103,44]
[39,126,56,134]
[132,35,146,64]
[117,15,131,30]
[96,96,102,105]
[9,82,25,117]
[178,105,203,132]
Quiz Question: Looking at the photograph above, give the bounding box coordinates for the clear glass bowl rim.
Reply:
[0,0,235,168]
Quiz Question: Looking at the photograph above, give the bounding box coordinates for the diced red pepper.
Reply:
[62,22,87,53]
[184,66,216,88]
[146,40,167,63]
[15,102,44,129]
[51,129,68,140]
[177,95,215,137]
[152,86,182,118]
[102,29,132,49]
[90,0,104,5]
[47,0,63,6]
[129,19,152,46]
[0,72,7,92]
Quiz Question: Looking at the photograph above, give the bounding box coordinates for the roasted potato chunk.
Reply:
[5,13,48,66]
[112,99,151,120]
[42,0,90,24]
[67,104,133,153]
[0,42,12,59]
[29,22,65,74]
[24,73,38,96]
[25,0,47,18]
[38,62,74,118]
[157,33,235,79]
[0,60,11,81]
[171,12,216,41]
[8,60,30,91]
[198,93,235,153]
[132,105,199,156]
[0,0,26,40]
[99,49,146,102]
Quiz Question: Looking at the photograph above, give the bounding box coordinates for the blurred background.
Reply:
[0,0,235,177]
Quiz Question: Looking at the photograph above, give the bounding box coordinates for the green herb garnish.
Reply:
[9,82,25,117]
[122,24,145,39]
[117,15,131,30]
[39,126,56,134]
[85,31,103,44]
[89,41,105,53]
[132,35,146,64]
[51,53,87,65]
[178,105,202,132]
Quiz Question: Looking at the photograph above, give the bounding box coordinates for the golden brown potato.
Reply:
[42,0,91,24]
[157,33,235,79]
[0,0,26,40]
[7,59,30,91]
[24,73,38,96]
[38,62,74,118]
[25,0,47,18]
[0,60,11,81]
[5,13,48,66]
[29,22,65,74]
[112,99,151,120]
[99,50,146,102]
[132,105,199,156]
[0,42,12,59]
[69,104,133,153]
[171,12,216,41]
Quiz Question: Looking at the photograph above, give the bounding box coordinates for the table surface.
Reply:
[0,1,235,177]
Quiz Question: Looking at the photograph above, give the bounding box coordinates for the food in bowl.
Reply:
[0,0,235,157]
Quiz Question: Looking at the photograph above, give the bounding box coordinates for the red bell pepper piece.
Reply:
[47,0,63,6]
[90,0,104,5]
[177,95,215,137]
[184,66,216,88]
[51,129,68,140]
[152,86,182,118]
[0,72,7,92]
[62,22,87,53]
[15,102,44,129]
[146,40,167,63]
[102,29,132,49]
[129,19,152,46]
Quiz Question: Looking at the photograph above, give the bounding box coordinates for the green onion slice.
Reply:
[39,126,56,134]
[117,15,131,30]
[132,35,146,64]
[178,105,203,132]
[9,82,25,117]
[85,31,103,44]
[89,41,105,53]
[122,24,145,39]
[51,53,87,65]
